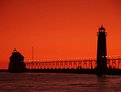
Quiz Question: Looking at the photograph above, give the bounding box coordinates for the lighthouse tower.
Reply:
[96,25,108,76]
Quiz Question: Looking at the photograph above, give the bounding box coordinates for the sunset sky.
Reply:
[0,0,121,69]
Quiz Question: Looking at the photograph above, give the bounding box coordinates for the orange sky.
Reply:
[0,0,121,69]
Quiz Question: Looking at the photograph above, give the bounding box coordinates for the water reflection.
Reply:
[0,73,121,92]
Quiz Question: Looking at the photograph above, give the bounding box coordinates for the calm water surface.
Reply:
[0,72,121,92]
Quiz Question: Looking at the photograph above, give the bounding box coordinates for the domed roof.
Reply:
[99,25,105,30]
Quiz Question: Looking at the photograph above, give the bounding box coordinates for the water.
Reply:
[0,73,121,92]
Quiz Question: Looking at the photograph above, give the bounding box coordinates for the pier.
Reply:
[6,26,121,75]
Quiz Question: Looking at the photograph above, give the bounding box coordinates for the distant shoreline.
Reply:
[0,69,121,76]
[0,69,8,72]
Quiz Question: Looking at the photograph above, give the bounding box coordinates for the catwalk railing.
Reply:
[25,57,121,70]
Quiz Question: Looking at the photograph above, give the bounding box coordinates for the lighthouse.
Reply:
[8,49,26,72]
[96,25,108,76]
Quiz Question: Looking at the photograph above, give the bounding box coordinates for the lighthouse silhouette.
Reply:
[96,25,108,76]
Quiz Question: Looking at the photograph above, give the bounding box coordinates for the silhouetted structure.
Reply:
[8,49,25,72]
[96,26,108,76]
[4,26,121,75]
